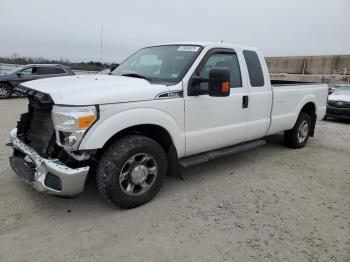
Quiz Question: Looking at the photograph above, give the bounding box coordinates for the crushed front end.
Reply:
[9,87,91,196]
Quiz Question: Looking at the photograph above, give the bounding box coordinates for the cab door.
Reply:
[184,49,249,156]
[243,50,272,140]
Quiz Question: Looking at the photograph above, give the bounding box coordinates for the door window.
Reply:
[199,53,242,92]
[20,67,37,75]
[37,67,58,75]
[54,68,66,74]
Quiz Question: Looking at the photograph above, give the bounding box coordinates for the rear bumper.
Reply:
[9,128,89,196]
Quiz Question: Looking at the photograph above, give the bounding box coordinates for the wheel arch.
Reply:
[0,81,14,98]
[0,80,12,85]
[0,81,14,89]
[79,108,185,155]
[96,123,182,179]
[79,108,185,179]
[101,124,175,153]
[298,101,317,137]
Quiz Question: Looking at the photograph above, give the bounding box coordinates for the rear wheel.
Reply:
[0,83,13,99]
[284,112,311,148]
[96,135,167,208]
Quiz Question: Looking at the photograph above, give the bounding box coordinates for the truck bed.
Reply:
[267,82,328,135]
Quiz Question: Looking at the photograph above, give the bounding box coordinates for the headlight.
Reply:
[52,105,98,150]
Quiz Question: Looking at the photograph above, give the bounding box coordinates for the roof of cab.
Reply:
[154,41,259,51]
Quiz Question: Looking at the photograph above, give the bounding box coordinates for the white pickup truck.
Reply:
[9,42,328,208]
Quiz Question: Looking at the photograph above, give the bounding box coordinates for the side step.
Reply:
[179,140,266,168]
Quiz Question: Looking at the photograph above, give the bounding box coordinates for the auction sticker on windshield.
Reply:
[177,46,200,52]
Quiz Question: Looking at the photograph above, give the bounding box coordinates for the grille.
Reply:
[328,100,350,108]
[17,99,55,158]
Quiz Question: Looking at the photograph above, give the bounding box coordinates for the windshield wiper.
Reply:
[121,73,152,81]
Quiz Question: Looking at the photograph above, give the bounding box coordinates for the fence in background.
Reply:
[0,63,22,74]
[266,55,350,85]
[266,55,350,75]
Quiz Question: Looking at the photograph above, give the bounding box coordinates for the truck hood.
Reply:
[20,75,169,105]
[329,93,350,102]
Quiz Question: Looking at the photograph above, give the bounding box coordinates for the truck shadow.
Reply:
[9,133,287,213]
[3,95,27,100]
[323,118,350,125]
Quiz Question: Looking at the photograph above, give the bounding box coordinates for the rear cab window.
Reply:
[243,50,265,87]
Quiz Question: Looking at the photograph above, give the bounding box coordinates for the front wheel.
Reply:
[96,135,167,208]
[284,112,312,148]
[0,83,13,99]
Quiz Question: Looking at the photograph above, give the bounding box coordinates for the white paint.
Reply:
[329,93,350,103]
[21,42,328,159]
[23,75,169,105]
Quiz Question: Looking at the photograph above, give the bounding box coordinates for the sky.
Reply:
[0,0,349,63]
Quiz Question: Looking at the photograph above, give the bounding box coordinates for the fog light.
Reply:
[44,173,62,191]
[59,131,77,146]
[65,135,77,146]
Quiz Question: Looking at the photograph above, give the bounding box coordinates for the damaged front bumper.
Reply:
[9,128,90,196]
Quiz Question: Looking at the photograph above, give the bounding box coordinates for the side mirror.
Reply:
[189,68,231,97]
[16,73,22,78]
[208,68,230,97]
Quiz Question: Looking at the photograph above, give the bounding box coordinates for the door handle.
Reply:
[242,95,249,108]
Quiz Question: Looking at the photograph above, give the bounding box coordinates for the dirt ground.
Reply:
[0,98,349,262]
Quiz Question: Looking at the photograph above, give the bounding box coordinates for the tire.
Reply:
[284,112,312,149]
[0,83,13,99]
[96,135,167,208]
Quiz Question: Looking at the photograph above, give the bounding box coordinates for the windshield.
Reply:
[111,45,203,84]
[333,86,350,95]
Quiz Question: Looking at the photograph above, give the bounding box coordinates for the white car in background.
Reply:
[326,85,350,119]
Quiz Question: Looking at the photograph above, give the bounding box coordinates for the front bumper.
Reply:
[326,106,350,119]
[9,128,89,196]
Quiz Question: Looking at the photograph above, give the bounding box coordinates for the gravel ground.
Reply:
[0,98,349,262]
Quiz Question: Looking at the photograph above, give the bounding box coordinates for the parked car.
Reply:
[0,64,74,99]
[9,42,328,208]
[325,85,350,119]
[97,64,119,75]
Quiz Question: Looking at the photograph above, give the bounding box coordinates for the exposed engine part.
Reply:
[65,150,95,161]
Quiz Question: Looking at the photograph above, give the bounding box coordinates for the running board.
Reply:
[179,140,266,168]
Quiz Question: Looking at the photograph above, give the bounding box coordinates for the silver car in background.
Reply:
[326,85,350,120]
[0,64,74,99]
